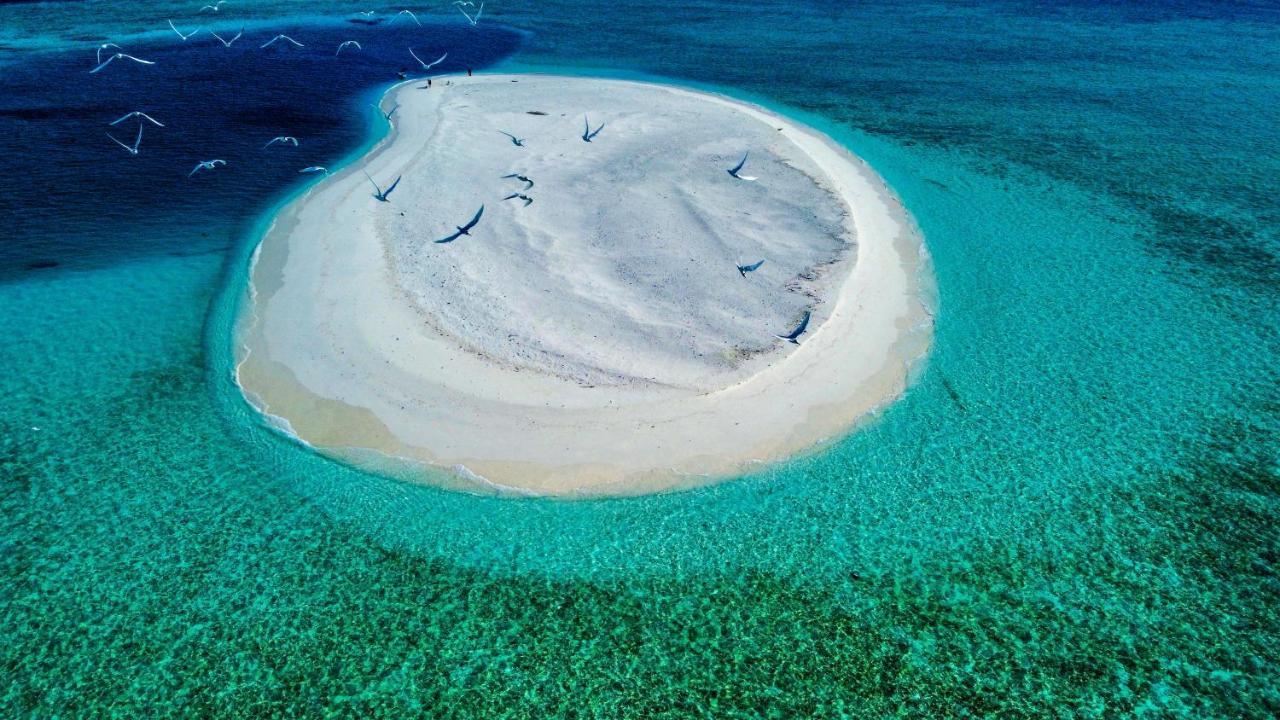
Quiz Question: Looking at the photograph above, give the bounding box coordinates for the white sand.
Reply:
[235,74,934,497]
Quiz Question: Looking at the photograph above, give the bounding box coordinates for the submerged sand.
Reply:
[236,74,933,496]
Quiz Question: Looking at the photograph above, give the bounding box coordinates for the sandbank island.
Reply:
[236,74,933,496]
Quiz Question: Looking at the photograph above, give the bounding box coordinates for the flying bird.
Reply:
[503,193,533,207]
[776,310,812,344]
[458,2,483,26]
[736,260,764,277]
[498,131,525,147]
[408,48,447,71]
[260,34,304,49]
[110,111,164,127]
[500,172,534,189]
[210,27,243,47]
[167,20,203,41]
[199,0,227,12]
[394,9,422,26]
[90,52,155,74]
[299,166,329,175]
[357,10,375,16]
[581,116,605,142]
[189,159,226,177]
[106,123,144,156]
[96,43,123,65]
[363,171,401,202]
[264,136,299,148]
[336,40,362,55]
[453,1,475,6]
[435,205,484,243]
[727,152,758,181]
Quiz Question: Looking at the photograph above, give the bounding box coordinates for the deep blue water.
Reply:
[0,19,521,277]
[1,1,1277,716]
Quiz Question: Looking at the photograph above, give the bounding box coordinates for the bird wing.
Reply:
[588,122,605,139]
[362,170,382,196]
[284,36,304,47]
[729,152,748,175]
[383,175,402,198]
[132,122,144,149]
[583,116,590,138]
[189,163,206,177]
[109,112,134,125]
[500,173,519,179]
[260,36,278,48]
[434,230,463,244]
[459,205,484,231]
[106,132,131,151]
[121,54,155,66]
[786,311,812,339]
[426,52,447,69]
[408,47,426,68]
[96,43,121,64]
[503,193,520,200]
[744,260,764,272]
[90,55,116,73]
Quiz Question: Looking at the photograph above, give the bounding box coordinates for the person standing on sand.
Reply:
[467,68,472,77]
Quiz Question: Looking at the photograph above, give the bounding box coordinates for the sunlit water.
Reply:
[2,1,1277,716]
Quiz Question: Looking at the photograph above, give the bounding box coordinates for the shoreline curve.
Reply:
[234,73,935,497]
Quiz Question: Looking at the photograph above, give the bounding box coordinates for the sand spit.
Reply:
[235,74,934,496]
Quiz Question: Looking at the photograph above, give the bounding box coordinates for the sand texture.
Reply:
[236,74,934,496]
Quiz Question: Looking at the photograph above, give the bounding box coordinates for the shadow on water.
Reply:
[0,18,523,281]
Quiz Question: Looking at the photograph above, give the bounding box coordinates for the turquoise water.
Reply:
[2,1,1278,716]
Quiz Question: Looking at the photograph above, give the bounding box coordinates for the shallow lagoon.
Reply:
[1,2,1277,716]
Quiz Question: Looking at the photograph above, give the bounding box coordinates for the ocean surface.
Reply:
[1,1,1277,716]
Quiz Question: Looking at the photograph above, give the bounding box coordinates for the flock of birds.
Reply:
[91,3,483,178]
[718,150,811,345]
[91,2,813,345]
[366,112,812,344]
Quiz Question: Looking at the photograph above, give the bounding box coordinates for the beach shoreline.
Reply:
[234,73,935,497]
